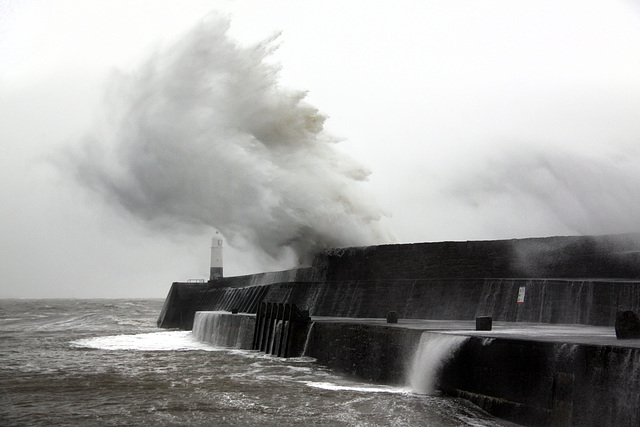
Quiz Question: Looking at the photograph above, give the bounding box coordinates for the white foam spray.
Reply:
[408,332,468,395]
[71,330,217,351]
[301,321,316,356]
[63,14,393,265]
[447,145,640,238]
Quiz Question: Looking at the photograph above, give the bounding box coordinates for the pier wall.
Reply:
[159,278,640,329]
[158,234,640,329]
[190,313,640,426]
[158,233,640,425]
[440,335,640,426]
[303,321,640,427]
[313,234,640,281]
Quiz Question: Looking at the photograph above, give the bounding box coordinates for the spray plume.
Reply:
[66,15,393,264]
[448,145,640,237]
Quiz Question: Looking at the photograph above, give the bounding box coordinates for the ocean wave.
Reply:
[70,331,222,352]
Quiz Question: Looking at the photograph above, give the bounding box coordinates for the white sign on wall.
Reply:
[517,286,526,304]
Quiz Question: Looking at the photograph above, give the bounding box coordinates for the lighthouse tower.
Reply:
[210,232,223,280]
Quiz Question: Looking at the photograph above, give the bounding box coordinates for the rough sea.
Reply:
[0,299,511,426]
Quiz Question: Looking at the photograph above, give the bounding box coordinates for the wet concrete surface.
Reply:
[311,316,640,348]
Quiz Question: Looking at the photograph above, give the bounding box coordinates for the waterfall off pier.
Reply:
[408,333,469,395]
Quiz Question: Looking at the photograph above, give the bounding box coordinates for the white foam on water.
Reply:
[287,356,317,364]
[302,381,409,395]
[70,331,221,351]
[408,332,468,395]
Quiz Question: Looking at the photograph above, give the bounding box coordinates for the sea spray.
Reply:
[302,322,316,356]
[63,14,394,265]
[408,332,468,394]
[72,330,215,352]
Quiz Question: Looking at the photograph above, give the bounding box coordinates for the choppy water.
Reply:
[0,299,510,426]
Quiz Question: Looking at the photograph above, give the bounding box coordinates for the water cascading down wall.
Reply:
[158,233,640,426]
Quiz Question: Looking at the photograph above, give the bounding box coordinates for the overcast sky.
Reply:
[2,0,640,298]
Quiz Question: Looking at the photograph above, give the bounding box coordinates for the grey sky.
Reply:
[2,0,640,298]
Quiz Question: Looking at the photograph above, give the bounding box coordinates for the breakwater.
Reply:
[160,278,640,331]
[158,233,640,426]
[187,312,640,426]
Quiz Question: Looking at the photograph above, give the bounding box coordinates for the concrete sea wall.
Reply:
[158,233,640,329]
[440,336,640,426]
[304,322,640,427]
[190,313,640,426]
[159,278,640,330]
[314,234,640,281]
[159,234,640,426]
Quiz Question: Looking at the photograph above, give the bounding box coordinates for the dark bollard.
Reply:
[387,311,398,324]
[476,316,492,331]
[615,310,640,339]
[231,308,239,314]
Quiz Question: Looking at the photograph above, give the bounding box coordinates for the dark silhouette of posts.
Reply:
[252,302,310,357]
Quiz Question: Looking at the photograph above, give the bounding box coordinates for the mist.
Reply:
[446,143,640,238]
[63,15,394,265]
[4,1,640,298]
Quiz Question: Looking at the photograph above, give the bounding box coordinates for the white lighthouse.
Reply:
[210,232,223,280]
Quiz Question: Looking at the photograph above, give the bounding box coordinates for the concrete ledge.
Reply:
[303,322,421,385]
[302,319,640,427]
[188,312,640,426]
